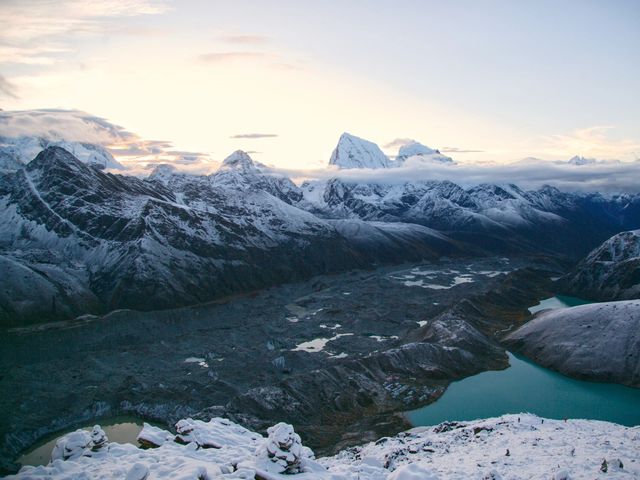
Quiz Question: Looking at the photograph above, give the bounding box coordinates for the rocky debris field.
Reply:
[0,257,559,474]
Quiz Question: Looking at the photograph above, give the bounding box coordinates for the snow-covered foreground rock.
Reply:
[505,300,640,387]
[8,414,639,479]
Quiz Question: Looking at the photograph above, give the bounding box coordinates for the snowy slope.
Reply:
[1,147,472,326]
[561,230,640,300]
[505,300,640,387]
[329,219,462,263]
[8,414,639,479]
[0,147,361,325]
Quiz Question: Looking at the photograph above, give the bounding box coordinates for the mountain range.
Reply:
[1,132,639,326]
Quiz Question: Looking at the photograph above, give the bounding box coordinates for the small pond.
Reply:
[17,416,151,468]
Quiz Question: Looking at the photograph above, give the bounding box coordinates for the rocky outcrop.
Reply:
[559,230,640,301]
[255,423,307,474]
[50,425,108,463]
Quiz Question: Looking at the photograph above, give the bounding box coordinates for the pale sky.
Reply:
[1,0,639,171]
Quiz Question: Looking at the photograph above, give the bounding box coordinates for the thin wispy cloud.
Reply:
[219,34,271,45]
[0,109,215,172]
[383,138,414,149]
[198,51,278,63]
[0,0,169,67]
[229,133,278,139]
[441,147,484,154]
[198,49,303,71]
[535,126,640,161]
[382,138,483,155]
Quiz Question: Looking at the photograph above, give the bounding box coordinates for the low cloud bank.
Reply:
[274,158,640,194]
[0,109,216,173]
[1,109,638,193]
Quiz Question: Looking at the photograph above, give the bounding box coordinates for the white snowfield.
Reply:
[8,414,639,479]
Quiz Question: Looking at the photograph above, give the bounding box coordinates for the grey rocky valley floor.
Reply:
[0,256,554,473]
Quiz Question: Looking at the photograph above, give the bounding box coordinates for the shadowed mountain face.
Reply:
[298,178,640,256]
[559,229,640,301]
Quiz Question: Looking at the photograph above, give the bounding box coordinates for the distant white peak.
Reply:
[148,163,177,183]
[567,155,597,166]
[396,141,454,166]
[329,132,390,169]
[397,141,438,159]
[221,150,261,172]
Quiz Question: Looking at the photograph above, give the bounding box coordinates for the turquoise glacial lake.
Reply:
[410,295,640,427]
[407,352,640,427]
[527,294,591,314]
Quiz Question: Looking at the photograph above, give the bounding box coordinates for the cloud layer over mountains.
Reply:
[1,109,638,193]
[0,109,215,172]
[278,157,640,193]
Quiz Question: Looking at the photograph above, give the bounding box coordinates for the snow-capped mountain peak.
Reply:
[329,132,390,169]
[396,141,454,165]
[148,164,177,184]
[398,141,438,158]
[221,150,259,172]
[27,145,93,176]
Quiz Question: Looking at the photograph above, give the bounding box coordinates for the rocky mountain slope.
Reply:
[0,147,461,327]
[1,134,639,327]
[559,230,640,300]
[505,300,640,387]
[7,414,639,479]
